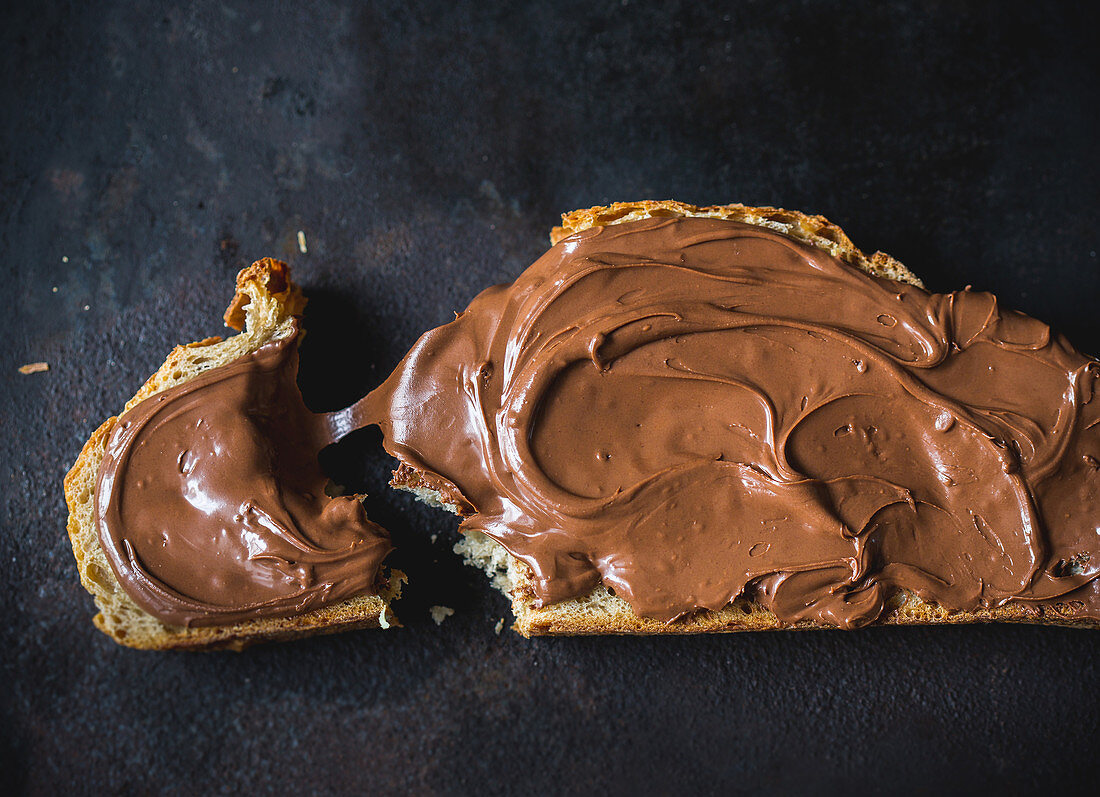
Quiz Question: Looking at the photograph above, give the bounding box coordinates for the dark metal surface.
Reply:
[3,1,1099,794]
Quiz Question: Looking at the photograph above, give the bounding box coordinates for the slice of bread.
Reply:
[64,258,402,650]
[394,200,1098,635]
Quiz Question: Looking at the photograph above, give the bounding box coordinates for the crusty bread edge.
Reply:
[552,199,922,288]
[396,200,1098,635]
[63,258,402,651]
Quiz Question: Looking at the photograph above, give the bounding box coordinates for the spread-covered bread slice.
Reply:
[374,200,1100,636]
[64,259,401,650]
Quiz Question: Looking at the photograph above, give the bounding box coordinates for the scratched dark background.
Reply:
[3,1,1098,794]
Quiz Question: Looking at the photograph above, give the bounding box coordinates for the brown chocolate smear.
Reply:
[95,324,392,627]
[362,216,1100,627]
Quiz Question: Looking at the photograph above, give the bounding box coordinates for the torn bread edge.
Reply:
[393,200,1099,636]
[63,258,402,651]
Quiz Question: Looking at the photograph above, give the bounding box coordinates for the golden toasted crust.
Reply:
[552,199,921,288]
[397,200,1099,635]
[63,258,401,651]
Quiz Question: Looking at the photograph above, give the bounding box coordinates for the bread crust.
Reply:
[63,258,401,651]
[396,200,1099,636]
[553,200,921,287]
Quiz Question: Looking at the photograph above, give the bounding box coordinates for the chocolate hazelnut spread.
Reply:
[364,216,1100,627]
[95,325,392,627]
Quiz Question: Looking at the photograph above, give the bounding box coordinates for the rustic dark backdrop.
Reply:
[3,1,1098,794]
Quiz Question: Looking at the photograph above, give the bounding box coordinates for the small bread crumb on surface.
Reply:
[18,362,49,375]
[297,230,307,254]
[429,605,454,625]
[494,618,504,635]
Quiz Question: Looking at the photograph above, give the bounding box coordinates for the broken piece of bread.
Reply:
[391,200,1100,635]
[64,259,401,650]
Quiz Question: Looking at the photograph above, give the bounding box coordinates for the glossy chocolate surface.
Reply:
[367,218,1100,626]
[95,328,391,627]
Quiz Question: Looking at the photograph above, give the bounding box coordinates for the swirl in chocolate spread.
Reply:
[364,216,1100,627]
[95,324,392,627]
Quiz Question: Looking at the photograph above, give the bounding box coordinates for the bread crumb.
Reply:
[430,533,437,544]
[429,605,454,625]
[61,256,68,263]
[379,610,391,629]
[297,230,307,254]
[494,618,504,635]
[51,286,58,293]
[83,305,89,311]
[18,362,49,375]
